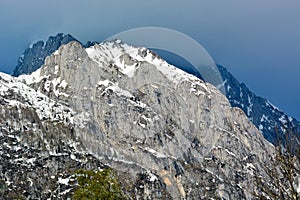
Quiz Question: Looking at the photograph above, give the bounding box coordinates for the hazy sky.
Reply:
[0,0,299,119]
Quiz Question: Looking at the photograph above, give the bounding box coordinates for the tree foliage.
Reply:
[73,168,125,200]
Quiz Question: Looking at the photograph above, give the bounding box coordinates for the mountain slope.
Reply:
[217,65,300,144]
[0,72,104,198]
[1,66,169,199]
[13,40,286,199]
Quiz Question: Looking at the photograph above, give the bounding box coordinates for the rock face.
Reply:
[0,72,104,199]
[5,40,290,199]
[217,65,300,145]
[0,68,169,199]
[12,33,78,77]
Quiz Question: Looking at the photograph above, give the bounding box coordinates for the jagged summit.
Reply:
[12,33,78,77]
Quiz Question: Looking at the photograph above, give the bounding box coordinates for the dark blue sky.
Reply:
[0,0,299,119]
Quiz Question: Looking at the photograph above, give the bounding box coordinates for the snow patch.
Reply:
[115,56,138,78]
[54,50,59,55]
[58,177,70,185]
[267,101,281,112]
[18,68,48,85]
[297,177,300,193]
[279,115,287,125]
[144,147,167,158]
[247,95,253,116]
[98,79,113,87]
[106,83,133,98]
[260,115,268,122]
[225,149,236,157]
[54,65,59,74]
[149,172,158,182]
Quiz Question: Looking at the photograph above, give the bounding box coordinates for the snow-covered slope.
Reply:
[1,72,74,124]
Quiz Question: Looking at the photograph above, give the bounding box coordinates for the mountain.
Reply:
[217,65,300,145]
[2,40,299,199]
[12,34,300,147]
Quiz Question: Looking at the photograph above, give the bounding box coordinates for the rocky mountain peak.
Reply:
[12,33,78,77]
